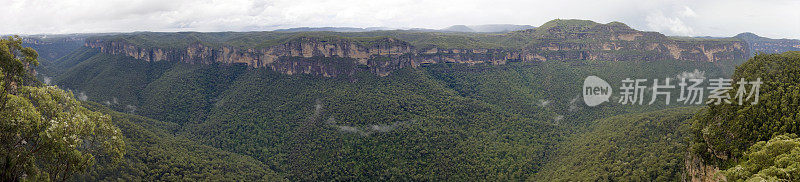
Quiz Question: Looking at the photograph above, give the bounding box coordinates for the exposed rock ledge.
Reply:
[684,153,726,182]
[85,32,748,77]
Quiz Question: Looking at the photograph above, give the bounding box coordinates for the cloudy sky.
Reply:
[2,0,799,39]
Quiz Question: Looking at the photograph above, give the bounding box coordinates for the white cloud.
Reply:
[0,0,798,39]
[676,69,706,80]
[679,6,697,17]
[645,11,695,36]
[77,92,88,101]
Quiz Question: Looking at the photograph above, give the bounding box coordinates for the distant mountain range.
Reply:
[274,27,398,32]
[735,32,800,54]
[17,20,800,77]
[275,24,536,33]
[66,19,750,77]
[440,24,536,32]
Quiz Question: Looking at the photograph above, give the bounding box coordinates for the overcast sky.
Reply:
[2,0,799,39]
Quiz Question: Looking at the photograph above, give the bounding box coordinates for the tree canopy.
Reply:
[1,36,125,182]
[724,134,800,181]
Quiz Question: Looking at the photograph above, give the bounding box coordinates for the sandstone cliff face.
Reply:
[735,32,800,55]
[86,37,419,77]
[685,153,726,182]
[84,25,749,77]
[515,21,749,62]
[85,37,517,77]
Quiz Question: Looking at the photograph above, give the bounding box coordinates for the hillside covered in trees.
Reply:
[7,18,800,181]
[34,45,738,181]
[690,51,800,181]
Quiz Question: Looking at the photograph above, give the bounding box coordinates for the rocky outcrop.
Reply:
[86,37,420,77]
[735,32,800,55]
[685,153,726,182]
[515,20,748,62]
[84,20,749,77]
[85,37,517,77]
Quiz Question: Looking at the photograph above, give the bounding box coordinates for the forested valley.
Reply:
[4,20,800,181]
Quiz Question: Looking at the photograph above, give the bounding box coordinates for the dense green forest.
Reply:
[3,0,800,178]
[690,51,800,181]
[29,43,749,181]
[75,102,284,181]
[536,107,698,181]
[724,134,800,181]
[1,36,124,182]
[12,24,799,180]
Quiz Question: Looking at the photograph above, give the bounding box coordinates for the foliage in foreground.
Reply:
[1,86,125,181]
[724,134,800,181]
[1,35,124,182]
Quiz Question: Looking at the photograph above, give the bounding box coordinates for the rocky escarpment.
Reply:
[84,20,749,77]
[518,37,746,62]
[23,37,85,61]
[684,153,726,182]
[86,37,417,76]
[85,37,517,76]
[735,32,800,55]
[516,20,748,62]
